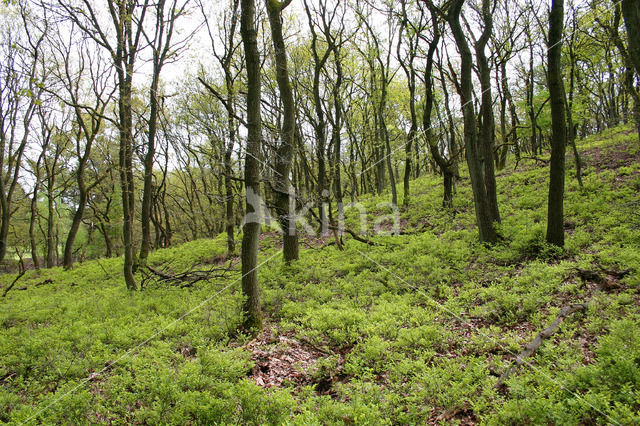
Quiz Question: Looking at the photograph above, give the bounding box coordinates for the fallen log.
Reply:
[496,303,587,390]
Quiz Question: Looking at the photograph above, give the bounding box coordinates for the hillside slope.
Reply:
[1,125,640,424]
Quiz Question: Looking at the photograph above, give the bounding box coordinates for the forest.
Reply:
[1,0,640,423]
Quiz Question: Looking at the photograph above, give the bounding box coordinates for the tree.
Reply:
[48,31,114,269]
[56,0,153,289]
[239,0,263,332]
[355,0,399,206]
[302,0,334,230]
[199,0,242,256]
[474,0,500,224]
[600,1,640,144]
[421,4,457,209]
[265,0,299,263]
[0,3,46,263]
[546,0,567,247]
[443,0,498,243]
[41,119,71,268]
[139,0,190,269]
[622,0,640,78]
[397,0,425,207]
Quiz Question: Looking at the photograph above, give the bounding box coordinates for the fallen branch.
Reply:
[496,303,587,390]
[574,267,606,285]
[96,259,116,280]
[307,206,380,247]
[142,259,236,289]
[2,270,26,298]
[514,156,550,169]
[573,263,631,291]
[328,224,379,246]
[595,262,630,279]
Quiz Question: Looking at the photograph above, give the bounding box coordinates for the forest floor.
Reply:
[1,124,640,424]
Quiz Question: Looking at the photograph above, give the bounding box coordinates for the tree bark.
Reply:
[447,0,497,243]
[622,0,640,85]
[266,0,299,263]
[302,0,333,231]
[63,163,88,269]
[398,1,418,208]
[546,0,567,247]
[140,0,185,267]
[475,0,500,224]
[240,0,263,332]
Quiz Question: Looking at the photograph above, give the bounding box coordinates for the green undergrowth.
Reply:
[1,125,640,424]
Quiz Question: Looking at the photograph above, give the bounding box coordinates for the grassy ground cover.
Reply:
[1,125,640,424]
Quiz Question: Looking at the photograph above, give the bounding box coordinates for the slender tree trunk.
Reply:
[475,0,500,224]
[140,0,182,266]
[0,197,9,264]
[118,68,137,290]
[546,0,567,247]
[223,69,237,256]
[139,73,159,269]
[502,61,520,161]
[448,0,497,243]
[528,44,537,155]
[396,0,418,208]
[439,60,460,180]
[46,188,55,268]
[63,170,88,269]
[566,29,583,189]
[330,41,345,221]
[101,223,113,258]
[610,3,640,145]
[29,186,41,271]
[496,63,508,171]
[266,0,299,263]
[379,76,397,206]
[240,0,263,332]
[422,6,453,209]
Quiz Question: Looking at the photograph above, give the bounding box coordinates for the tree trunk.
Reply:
[546,0,567,247]
[29,182,41,271]
[118,71,137,290]
[502,61,520,162]
[448,0,497,243]
[475,0,500,224]
[566,26,583,189]
[63,170,88,269]
[138,72,159,269]
[528,44,537,155]
[380,81,397,206]
[223,69,237,255]
[140,0,181,266]
[101,222,113,258]
[0,198,8,264]
[610,3,640,145]
[266,0,299,263]
[240,0,263,332]
[46,187,55,268]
